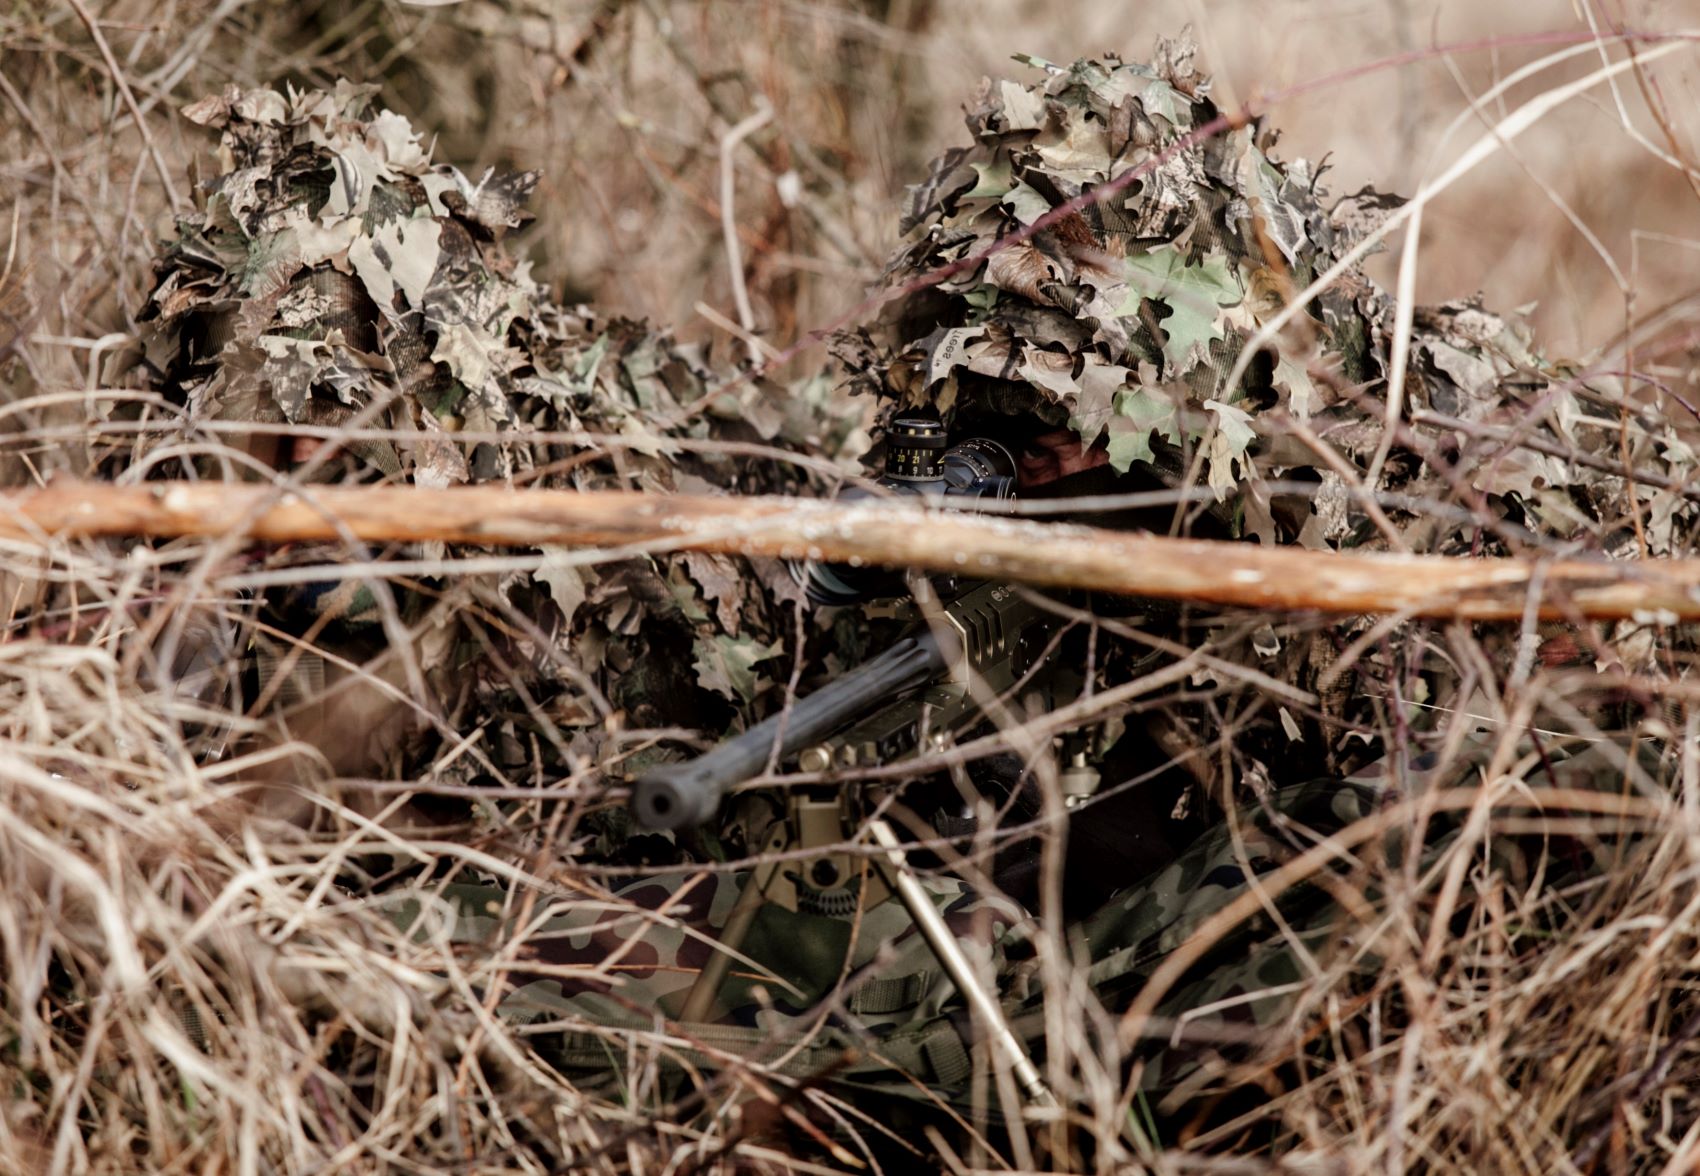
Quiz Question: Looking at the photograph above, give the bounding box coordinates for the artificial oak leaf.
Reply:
[682,551,745,632]
[1204,398,1257,499]
[1119,247,1242,374]
[666,562,711,624]
[919,325,987,389]
[693,634,783,704]
[253,333,333,418]
[998,81,1047,131]
[1274,353,1320,419]
[1067,359,1134,449]
[1002,182,1054,225]
[1032,112,1112,181]
[348,215,442,316]
[967,158,1013,198]
[536,549,590,628]
[1105,415,1155,471]
[429,320,519,395]
[1017,347,1079,400]
[1104,384,1182,472]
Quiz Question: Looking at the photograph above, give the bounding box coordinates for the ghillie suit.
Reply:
[836,38,1700,557]
[831,35,1700,795]
[808,34,1700,1160]
[106,80,862,807]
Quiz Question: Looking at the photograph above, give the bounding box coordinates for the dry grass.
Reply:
[9,1,1700,1173]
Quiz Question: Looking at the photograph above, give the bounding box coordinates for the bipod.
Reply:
[677,787,1054,1107]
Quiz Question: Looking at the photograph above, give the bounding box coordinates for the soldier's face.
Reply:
[1017,428,1109,488]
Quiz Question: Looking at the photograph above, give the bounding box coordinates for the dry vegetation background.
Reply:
[10,0,1700,1173]
[8,0,1700,417]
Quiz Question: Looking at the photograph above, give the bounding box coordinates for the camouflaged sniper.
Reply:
[833,36,1700,561]
[580,35,1700,1108]
[106,47,1700,1137]
[119,80,862,787]
[829,35,1700,788]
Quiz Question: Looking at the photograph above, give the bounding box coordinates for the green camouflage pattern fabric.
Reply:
[389,866,1032,1093]
[377,758,1404,1103]
[379,732,1663,1109]
[1079,764,1416,1097]
[1096,734,1666,1104]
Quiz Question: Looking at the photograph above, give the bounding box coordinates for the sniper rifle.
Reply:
[627,419,1109,1106]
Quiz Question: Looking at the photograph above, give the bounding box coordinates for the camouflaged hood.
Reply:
[836,37,1700,559]
[137,80,845,484]
[834,36,1355,490]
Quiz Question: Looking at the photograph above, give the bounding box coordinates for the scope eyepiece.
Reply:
[797,425,1018,605]
[938,436,1016,501]
[881,418,1017,503]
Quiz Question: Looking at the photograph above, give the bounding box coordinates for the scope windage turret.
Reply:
[802,420,1017,605]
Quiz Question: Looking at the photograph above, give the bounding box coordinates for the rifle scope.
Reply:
[804,418,1016,606]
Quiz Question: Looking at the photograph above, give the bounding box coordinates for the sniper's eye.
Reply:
[1022,428,1078,458]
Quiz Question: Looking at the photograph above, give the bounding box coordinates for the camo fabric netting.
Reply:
[106,80,866,796]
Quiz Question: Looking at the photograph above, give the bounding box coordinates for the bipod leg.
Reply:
[866,818,1055,1108]
[679,822,789,1024]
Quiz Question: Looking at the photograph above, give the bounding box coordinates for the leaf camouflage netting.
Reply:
[7,31,1700,1176]
[101,78,868,795]
[834,36,1700,789]
[840,38,1700,553]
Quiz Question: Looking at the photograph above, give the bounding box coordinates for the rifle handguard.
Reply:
[631,632,947,830]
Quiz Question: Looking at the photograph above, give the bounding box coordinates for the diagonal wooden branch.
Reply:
[4,481,1700,621]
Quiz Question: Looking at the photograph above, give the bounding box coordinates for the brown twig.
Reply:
[9,481,1700,621]
[1411,408,1700,501]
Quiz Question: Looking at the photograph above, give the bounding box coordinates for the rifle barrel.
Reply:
[630,631,947,830]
